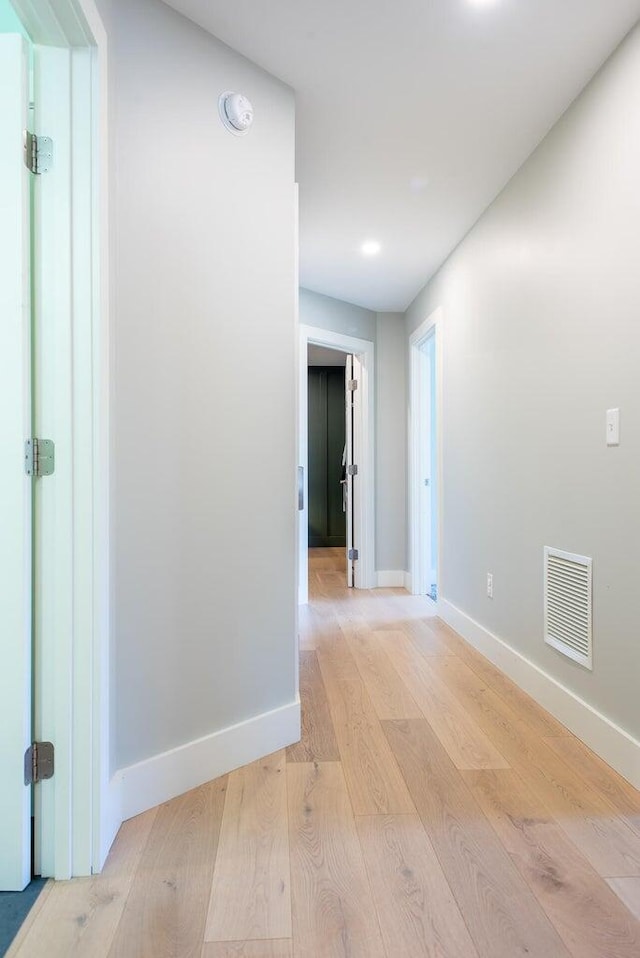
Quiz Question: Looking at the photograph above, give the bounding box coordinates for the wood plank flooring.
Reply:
[8,546,640,957]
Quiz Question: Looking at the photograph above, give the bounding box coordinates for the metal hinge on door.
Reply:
[346,464,358,476]
[348,549,359,561]
[24,742,55,786]
[23,131,53,174]
[25,438,55,477]
[347,379,358,391]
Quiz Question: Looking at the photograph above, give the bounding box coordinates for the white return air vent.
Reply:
[544,547,593,670]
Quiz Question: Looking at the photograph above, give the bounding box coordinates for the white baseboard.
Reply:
[113,699,301,823]
[96,773,123,871]
[376,570,406,588]
[439,599,640,790]
[403,571,413,592]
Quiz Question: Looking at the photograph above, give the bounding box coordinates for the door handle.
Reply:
[298,466,304,511]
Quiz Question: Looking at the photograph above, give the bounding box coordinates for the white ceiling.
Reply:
[163,0,640,312]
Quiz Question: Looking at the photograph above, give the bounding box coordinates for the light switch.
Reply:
[606,408,620,446]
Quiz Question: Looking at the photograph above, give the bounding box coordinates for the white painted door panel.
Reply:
[0,34,33,891]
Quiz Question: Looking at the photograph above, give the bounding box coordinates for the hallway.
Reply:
[8,551,640,957]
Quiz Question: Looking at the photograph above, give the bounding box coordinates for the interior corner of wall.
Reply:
[116,699,300,824]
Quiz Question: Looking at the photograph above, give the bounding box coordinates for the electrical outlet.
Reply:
[487,573,493,599]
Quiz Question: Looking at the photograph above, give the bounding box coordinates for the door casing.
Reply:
[0,31,32,892]
[11,0,112,877]
[408,307,443,601]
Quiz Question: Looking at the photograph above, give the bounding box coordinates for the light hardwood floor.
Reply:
[8,547,640,957]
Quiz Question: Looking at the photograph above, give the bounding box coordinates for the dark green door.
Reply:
[308,366,346,547]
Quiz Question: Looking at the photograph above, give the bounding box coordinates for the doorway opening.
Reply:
[298,325,375,604]
[409,309,442,602]
[307,345,348,587]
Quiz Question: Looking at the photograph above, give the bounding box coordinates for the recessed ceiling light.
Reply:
[361,240,381,256]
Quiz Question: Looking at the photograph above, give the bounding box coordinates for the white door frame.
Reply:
[11,0,112,876]
[298,325,375,603]
[0,32,32,891]
[409,308,443,601]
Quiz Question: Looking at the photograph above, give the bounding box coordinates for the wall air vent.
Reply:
[544,547,593,670]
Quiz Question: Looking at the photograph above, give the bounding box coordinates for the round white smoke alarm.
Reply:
[218,91,254,136]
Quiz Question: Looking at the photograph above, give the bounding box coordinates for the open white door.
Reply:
[345,354,355,587]
[0,33,33,891]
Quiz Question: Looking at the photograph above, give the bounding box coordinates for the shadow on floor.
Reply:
[0,879,47,957]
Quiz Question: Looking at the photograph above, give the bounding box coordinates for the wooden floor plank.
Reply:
[11,808,157,958]
[607,878,640,922]
[376,630,510,770]
[316,642,415,815]
[393,614,455,657]
[287,651,340,763]
[205,753,291,943]
[338,625,422,720]
[383,718,571,958]
[287,762,386,958]
[202,941,293,957]
[465,768,640,957]
[308,548,346,573]
[420,624,568,737]
[543,734,640,821]
[424,652,640,878]
[356,814,478,958]
[109,780,226,958]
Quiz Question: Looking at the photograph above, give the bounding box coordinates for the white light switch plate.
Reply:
[606,408,620,446]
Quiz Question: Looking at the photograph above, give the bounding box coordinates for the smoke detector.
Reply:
[218,91,254,136]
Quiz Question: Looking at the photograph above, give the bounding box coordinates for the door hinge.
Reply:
[348,548,359,561]
[25,438,55,477]
[23,131,53,174]
[347,379,358,391]
[346,464,358,476]
[24,742,55,786]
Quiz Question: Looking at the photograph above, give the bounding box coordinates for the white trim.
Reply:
[408,308,443,598]
[116,701,300,822]
[293,184,300,699]
[376,571,406,588]
[439,599,640,790]
[32,41,75,883]
[12,0,110,878]
[9,0,101,45]
[0,33,32,891]
[403,571,413,592]
[100,775,123,868]
[299,324,376,601]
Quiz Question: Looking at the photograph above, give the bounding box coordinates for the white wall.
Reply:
[300,287,407,576]
[110,0,297,774]
[406,23,640,743]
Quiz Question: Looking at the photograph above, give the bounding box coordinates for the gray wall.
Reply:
[300,287,377,342]
[405,23,640,740]
[110,0,297,769]
[300,288,407,573]
[375,314,407,572]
